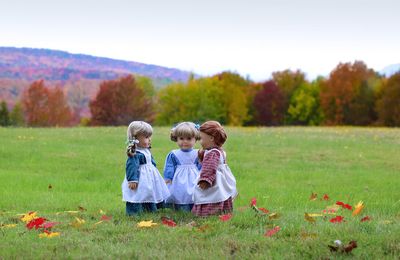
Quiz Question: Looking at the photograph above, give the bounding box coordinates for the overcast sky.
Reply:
[1,0,399,81]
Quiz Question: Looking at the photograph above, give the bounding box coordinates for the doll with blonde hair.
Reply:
[163,122,201,211]
[122,121,170,215]
[192,121,237,217]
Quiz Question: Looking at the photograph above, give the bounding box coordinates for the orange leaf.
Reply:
[264,226,280,237]
[352,201,364,216]
[309,192,317,201]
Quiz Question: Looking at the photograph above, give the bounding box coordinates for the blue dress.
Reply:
[122,148,170,215]
[164,149,201,210]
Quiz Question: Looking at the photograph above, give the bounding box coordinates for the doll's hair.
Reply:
[199,121,227,147]
[170,122,200,142]
[126,121,153,157]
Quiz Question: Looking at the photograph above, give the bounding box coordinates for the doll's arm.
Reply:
[198,150,219,187]
[126,155,140,183]
[163,152,178,182]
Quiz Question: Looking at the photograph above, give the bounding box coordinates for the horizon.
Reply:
[1,0,399,81]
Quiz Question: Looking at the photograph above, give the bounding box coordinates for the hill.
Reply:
[0,47,192,117]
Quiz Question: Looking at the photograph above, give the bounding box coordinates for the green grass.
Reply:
[0,126,399,259]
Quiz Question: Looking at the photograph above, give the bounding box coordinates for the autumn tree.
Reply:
[48,87,72,126]
[22,80,50,126]
[376,72,400,126]
[0,101,10,126]
[22,80,72,127]
[287,77,324,125]
[320,61,378,125]
[89,75,154,126]
[253,80,285,126]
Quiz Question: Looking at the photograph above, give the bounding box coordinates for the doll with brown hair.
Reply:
[192,121,238,217]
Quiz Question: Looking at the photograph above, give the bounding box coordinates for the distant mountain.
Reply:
[0,47,193,117]
[380,64,400,77]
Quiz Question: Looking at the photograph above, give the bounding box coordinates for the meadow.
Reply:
[0,126,399,259]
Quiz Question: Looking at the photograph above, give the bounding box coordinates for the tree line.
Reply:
[1,61,399,127]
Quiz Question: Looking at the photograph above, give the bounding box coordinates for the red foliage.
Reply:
[329,216,344,223]
[264,226,280,237]
[26,217,47,230]
[161,217,177,227]
[21,80,72,126]
[219,214,233,222]
[253,80,285,125]
[89,75,154,126]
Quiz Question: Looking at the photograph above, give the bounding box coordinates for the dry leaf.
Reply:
[352,201,364,216]
[360,216,371,222]
[161,217,177,227]
[94,221,103,225]
[219,214,233,222]
[71,217,85,228]
[39,231,60,238]
[309,192,318,201]
[20,212,38,223]
[300,232,317,239]
[137,220,158,228]
[264,226,280,237]
[304,213,316,223]
[78,206,87,211]
[1,224,17,229]
[268,213,280,220]
[322,194,330,201]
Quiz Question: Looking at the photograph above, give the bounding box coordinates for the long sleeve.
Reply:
[198,150,220,186]
[163,152,179,180]
[126,155,140,182]
[194,157,202,170]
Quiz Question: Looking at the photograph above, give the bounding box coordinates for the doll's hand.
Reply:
[165,179,172,184]
[198,181,210,190]
[128,182,138,190]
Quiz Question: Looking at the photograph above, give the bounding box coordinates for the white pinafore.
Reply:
[167,149,199,204]
[192,148,238,204]
[122,148,170,203]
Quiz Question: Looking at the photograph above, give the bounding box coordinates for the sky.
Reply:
[1,0,399,81]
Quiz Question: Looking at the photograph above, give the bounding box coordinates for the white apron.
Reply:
[167,149,199,204]
[192,149,237,204]
[122,148,170,203]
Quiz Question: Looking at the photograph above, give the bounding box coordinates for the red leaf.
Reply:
[343,204,352,210]
[26,217,46,230]
[42,222,60,229]
[161,217,177,227]
[250,198,257,206]
[323,194,330,201]
[336,201,344,206]
[360,216,371,222]
[219,214,232,222]
[258,208,270,214]
[100,215,112,221]
[264,226,280,237]
[329,216,344,223]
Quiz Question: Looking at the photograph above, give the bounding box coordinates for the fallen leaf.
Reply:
[343,240,357,253]
[330,216,344,223]
[64,211,79,214]
[48,184,52,190]
[197,224,210,232]
[26,217,47,230]
[259,208,270,214]
[352,201,364,216]
[94,221,103,225]
[219,214,232,222]
[300,232,317,239]
[0,224,17,229]
[99,209,106,215]
[360,216,371,222]
[323,194,330,201]
[42,222,61,229]
[20,212,38,223]
[309,192,318,201]
[304,213,316,223]
[161,217,177,227]
[308,213,323,217]
[268,213,280,220]
[39,231,60,238]
[71,217,85,228]
[264,226,280,237]
[250,198,257,206]
[137,220,158,228]
[100,215,112,221]
[336,201,352,210]
[78,206,87,211]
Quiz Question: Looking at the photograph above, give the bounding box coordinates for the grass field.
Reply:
[0,126,399,259]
